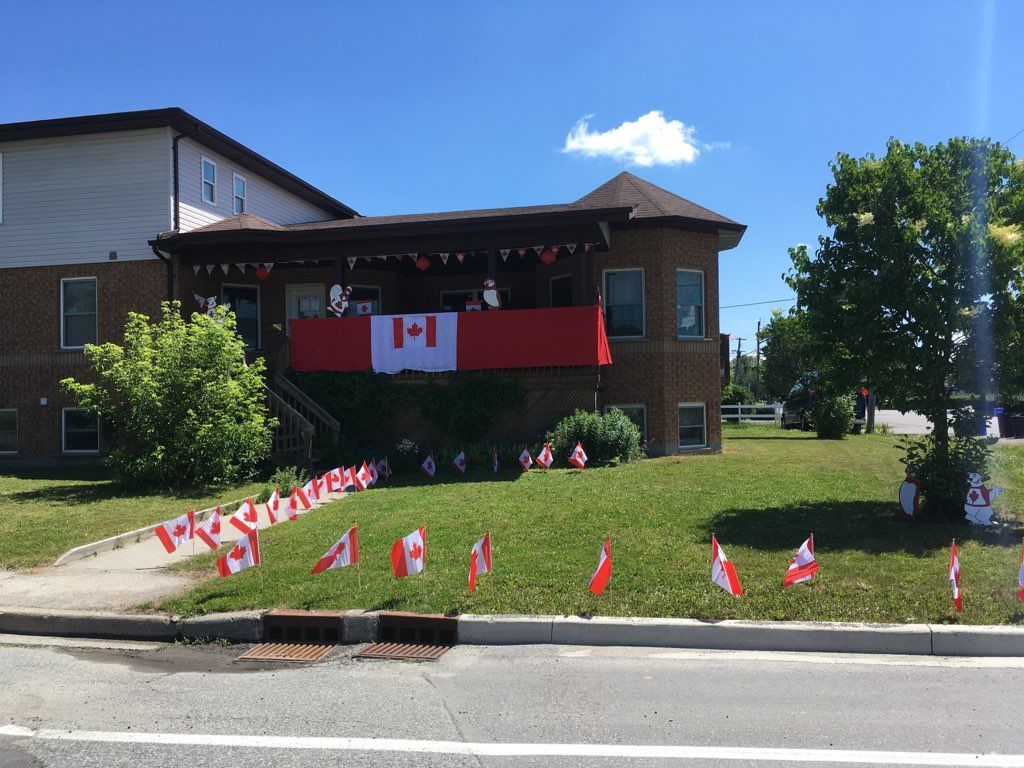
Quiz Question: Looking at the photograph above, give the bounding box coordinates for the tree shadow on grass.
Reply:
[4,466,240,505]
[701,500,1023,557]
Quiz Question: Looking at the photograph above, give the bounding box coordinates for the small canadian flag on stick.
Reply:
[949,538,963,612]
[468,532,492,591]
[311,525,359,574]
[589,536,612,596]
[711,534,743,596]
[518,447,533,471]
[265,487,281,524]
[356,461,374,489]
[228,499,259,534]
[391,526,427,578]
[536,443,554,468]
[217,530,260,578]
[492,448,499,473]
[1018,539,1024,603]
[421,452,437,478]
[452,450,467,475]
[367,459,379,486]
[154,511,195,554]
[287,486,310,519]
[782,534,819,588]
[195,508,222,551]
[568,442,588,469]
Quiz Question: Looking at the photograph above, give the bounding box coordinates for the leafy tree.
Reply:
[787,137,1024,517]
[758,309,815,401]
[61,302,274,487]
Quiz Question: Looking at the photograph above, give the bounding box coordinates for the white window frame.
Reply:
[60,276,98,350]
[678,402,708,450]
[675,268,706,339]
[605,403,646,442]
[549,274,573,307]
[232,172,247,214]
[62,407,99,454]
[221,283,261,350]
[0,151,4,225]
[201,156,217,206]
[602,267,646,340]
[0,408,17,455]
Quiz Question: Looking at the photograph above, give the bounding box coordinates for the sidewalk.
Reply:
[0,494,342,611]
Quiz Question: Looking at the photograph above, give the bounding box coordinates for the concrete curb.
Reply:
[0,607,179,641]
[179,611,264,643]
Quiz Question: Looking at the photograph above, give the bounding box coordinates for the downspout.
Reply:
[151,243,175,304]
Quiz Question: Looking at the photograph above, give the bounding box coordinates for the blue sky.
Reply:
[2,1,1020,344]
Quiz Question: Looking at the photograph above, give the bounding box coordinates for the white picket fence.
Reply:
[722,403,783,424]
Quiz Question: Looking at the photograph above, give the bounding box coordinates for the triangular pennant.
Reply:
[567,243,578,254]
[234,263,246,273]
[346,257,357,269]
[192,264,201,275]
[205,264,215,275]
[440,253,449,266]
[517,248,527,258]
[499,249,510,262]
[533,246,544,255]
[263,262,274,274]
[456,253,465,264]
[220,264,230,275]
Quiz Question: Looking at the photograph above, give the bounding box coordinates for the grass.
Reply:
[158,425,1024,625]
[0,466,262,568]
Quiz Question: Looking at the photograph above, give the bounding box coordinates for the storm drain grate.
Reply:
[238,642,337,663]
[354,642,451,661]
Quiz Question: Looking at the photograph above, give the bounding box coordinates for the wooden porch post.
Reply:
[334,255,344,284]
[584,243,595,305]
[487,248,497,282]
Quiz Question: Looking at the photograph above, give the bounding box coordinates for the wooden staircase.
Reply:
[264,373,341,468]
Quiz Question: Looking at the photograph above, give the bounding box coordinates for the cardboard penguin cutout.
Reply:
[964,472,1003,525]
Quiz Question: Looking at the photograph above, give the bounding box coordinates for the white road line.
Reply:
[2,726,1023,765]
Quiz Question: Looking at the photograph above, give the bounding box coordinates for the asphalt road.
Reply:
[1,637,1023,767]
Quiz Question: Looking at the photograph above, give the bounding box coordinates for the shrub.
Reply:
[60,302,274,487]
[901,434,992,520]
[549,408,643,467]
[258,466,309,503]
[811,393,854,439]
[287,371,403,443]
[419,374,525,443]
[721,382,755,405]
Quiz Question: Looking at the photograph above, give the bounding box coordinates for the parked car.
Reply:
[781,376,867,432]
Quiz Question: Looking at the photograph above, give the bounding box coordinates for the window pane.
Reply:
[606,271,642,304]
[64,315,97,347]
[605,271,644,337]
[222,286,259,349]
[64,410,99,452]
[676,304,703,337]
[203,161,216,183]
[0,411,17,452]
[234,176,245,197]
[234,196,245,214]
[679,406,706,447]
[676,271,704,338]
[63,279,96,313]
[203,181,215,203]
[606,305,643,337]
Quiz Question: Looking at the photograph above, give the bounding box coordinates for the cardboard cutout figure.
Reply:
[964,472,1003,525]
[899,468,920,520]
[328,284,352,317]
[482,278,502,309]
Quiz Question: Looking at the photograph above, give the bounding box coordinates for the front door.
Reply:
[285,283,326,335]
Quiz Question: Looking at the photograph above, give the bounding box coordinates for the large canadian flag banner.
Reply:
[371,314,457,374]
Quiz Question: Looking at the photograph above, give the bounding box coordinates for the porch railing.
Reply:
[265,385,315,467]
[272,373,341,448]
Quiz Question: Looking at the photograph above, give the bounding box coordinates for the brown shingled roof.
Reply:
[186,213,287,234]
[283,203,586,231]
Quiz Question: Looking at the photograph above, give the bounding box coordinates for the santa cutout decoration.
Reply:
[782,534,819,588]
[468,532,492,591]
[589,536,612,596]
[452,450,467,475]
[711,534,744,596]
[311,525,359,574]
[195,508,222,550]
[421,452,437,478]
[228,499,260,534]
[536,442,554,469]
[482,278,502,309]
[568,442,588,469]
[964,472,1003,525]
[949,538,963,612]
[518,447,533,472]
[391,526,427,578]
[899,468,919,520]
[192,292,217,317]
[154,510,195,554]
[328,284,352,317]
[217,530,260,578]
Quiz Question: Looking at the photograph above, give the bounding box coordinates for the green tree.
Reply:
[787,137,1024,517]
[61,302,274,487]
[758,309,815,401]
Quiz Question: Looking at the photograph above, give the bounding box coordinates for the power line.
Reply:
[1004,126,1024,146]
[720,298,796,309]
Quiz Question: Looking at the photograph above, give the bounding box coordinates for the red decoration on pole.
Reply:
[539,247,557,265]
[255,264,269,280]
[415,255,431,271]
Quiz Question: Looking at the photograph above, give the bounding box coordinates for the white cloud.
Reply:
[562,110,721,167]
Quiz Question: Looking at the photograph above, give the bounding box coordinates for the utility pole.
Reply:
[755,319,762,401]
[734,337,744,385]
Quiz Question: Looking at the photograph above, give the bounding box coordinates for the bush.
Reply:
[258,466,309,503]
[288,371,403,443]
[419,374,525,443]
[901,434,992,520]
[721,382,754,405]
[549,408,643,467]
[811,393,854,439]
[60,302,274,488]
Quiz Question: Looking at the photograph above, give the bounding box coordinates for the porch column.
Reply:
[583,243,595,305]
[487,248,497,282]
[333,256,344,284]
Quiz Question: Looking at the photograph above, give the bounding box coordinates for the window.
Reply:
[439,287,511,311]
[605,404,646,443]
[346,285,382,316]
[201,157,217,205]
[603,269,644,338]
[550,275,573,308]
[232,173,246,214]
[676,269,705,338]
[61,277,97,348]
[221,284,260,349]
[678,404,707,449]
[63,408,99,453]
[0,410,17,454]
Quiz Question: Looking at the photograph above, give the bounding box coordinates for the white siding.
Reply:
[0,129,171,268]
[176,136,334,231]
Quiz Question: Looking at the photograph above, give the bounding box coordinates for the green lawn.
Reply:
[159,425,1024,625]
[0,467,262,569]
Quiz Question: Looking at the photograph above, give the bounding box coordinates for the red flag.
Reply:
[311,525,359,574]
[711,534,743,596]
[950,539,963,612]
[589,536,612,596]
[194,508,222,550]
[782,534,819,588]
[154,510,195,554]
[217,530,260,577]
[391,526,427,578]
[469,532,492,591]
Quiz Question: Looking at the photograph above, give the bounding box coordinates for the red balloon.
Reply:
[540,248,557,265]
[255,265,269,280]
[416,255,431,271]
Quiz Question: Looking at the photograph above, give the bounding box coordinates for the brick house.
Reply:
[0,109,745,463]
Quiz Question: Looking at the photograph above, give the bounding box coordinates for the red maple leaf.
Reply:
[409,542,423,561]
[230,545,247,561]
[209,520,221,535]
[244,508,258,523]
[172,523,187,538]
[406,322,424,338]
[969,490,980,502]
